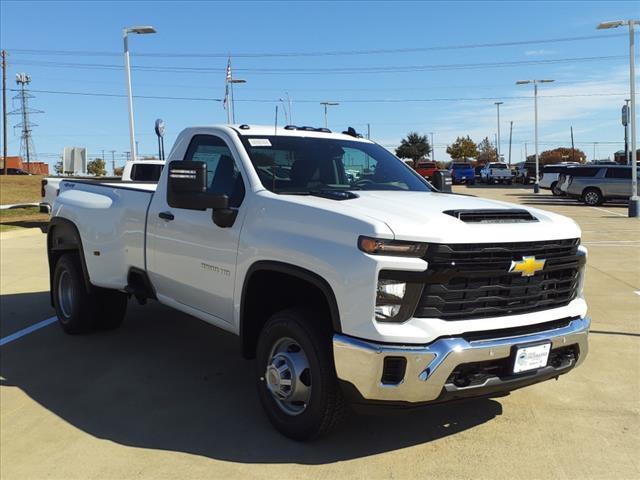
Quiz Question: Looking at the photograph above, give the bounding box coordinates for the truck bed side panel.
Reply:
[52,182,153,290]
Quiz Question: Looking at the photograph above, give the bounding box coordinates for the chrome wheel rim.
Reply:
[57,270,75,319]
[584,192,599,205]
[265,337,312,416]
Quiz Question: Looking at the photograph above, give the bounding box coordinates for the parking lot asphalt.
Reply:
[1,185,639,480]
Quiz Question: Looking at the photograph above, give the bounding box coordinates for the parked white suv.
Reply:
[539,163,581,196]
[47,125,590,440]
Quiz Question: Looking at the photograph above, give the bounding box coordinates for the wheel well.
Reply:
[240,263,340,359]
[582,186,602,197]
[47,218,91,305]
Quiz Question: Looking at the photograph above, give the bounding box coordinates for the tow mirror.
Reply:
[167,160,228,210]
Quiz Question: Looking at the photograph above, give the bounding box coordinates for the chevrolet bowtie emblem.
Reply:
[509,256,546,277]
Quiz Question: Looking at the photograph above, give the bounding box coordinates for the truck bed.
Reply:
[52,180,156,290]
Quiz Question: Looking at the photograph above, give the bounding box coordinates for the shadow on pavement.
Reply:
[0,295,502,464]
[0,220,48,232]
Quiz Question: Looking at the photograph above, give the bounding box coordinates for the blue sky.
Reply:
[0,0,638,171]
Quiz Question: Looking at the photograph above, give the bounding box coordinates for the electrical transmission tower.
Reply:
[9,73,43,170]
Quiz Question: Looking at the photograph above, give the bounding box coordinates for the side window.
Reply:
[605,168,631,179]
[184,135,245,207]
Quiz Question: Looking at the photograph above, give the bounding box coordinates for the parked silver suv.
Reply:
[564,165,640,206]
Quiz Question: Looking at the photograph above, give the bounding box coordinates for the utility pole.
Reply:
[508,121,513,165]
[367,123,371,140]
[320,101,339,129]
[110,150,116,174]
[525,142,528,160]
[494,102,503,160]
[286,92,293,124]
[1,50,7,176]
[571,126,575,163]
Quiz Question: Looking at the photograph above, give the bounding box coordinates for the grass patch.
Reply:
[0,175,45,205]
[0,206,48,231]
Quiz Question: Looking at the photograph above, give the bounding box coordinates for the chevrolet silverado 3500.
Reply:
[47,125,590,440]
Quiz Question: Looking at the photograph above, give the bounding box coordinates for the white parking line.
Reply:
[0,316,57,347]
[591,206,628,217]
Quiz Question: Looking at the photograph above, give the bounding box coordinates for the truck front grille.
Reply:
[414,239,583,321]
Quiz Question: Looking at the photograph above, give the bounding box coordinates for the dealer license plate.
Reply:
[513,343,551,374]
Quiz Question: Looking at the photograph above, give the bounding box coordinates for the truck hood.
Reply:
[285,191,581,244]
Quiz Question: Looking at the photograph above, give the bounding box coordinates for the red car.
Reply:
[415,161,437,179]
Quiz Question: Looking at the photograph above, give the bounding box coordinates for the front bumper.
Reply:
[333,317,589,404]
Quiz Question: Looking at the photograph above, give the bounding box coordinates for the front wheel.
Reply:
[582,188,603,206]
[256,308,345,440]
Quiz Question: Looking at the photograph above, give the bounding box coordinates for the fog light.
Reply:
[375,280,407,321]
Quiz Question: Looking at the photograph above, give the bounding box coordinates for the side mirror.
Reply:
[167,160,228,210]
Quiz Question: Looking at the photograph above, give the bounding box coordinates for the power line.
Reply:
[14,88,628,103]
[8,55,627,75]
[4,32,629,58]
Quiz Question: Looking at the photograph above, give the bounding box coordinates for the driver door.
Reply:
[147,134,247,324]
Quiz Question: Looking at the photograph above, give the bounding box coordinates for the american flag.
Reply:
[223,57,232,110]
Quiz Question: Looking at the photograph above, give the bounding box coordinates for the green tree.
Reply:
[54,161,63,175]
[87,158,107,176]
[395,132,432,167]
[476,137,497,165]
[538,147,586,165]
[446,136,478,160]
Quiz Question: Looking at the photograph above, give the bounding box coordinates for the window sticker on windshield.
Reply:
[248,138,272,147]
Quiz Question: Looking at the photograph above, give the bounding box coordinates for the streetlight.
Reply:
[516,79,555,193]
[494,102,503,161]
[429,132,435,160]
[320,102,339,129]
[598,19,639,217]
[228,78,246,124]
[123,25,156,163]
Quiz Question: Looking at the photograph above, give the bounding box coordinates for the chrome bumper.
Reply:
[333,317,590,403]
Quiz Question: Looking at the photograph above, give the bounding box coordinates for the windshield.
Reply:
[240,136,433,194]
[490,163,508,168]
[452,163,472,169]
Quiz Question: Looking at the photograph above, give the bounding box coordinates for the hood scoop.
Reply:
[443,209,538,223]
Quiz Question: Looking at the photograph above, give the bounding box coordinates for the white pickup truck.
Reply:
[39,160,164,214]
[47,125,589,440]
[481,162,513,184]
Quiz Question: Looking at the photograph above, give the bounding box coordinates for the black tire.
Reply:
[52,253,127,333]
[52,253,98,334]
[582,187,603,206]
[469,180,476,185]
[256,308,345,441]
[551,182,563,196]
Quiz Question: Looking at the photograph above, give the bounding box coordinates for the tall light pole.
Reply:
[494,102,503,161]
[123,25,156,163]
[229,78,246,123]
[624,99,630,165]
[516,79,554,193]
[429,132,434,160]
[320,102,339,129]
[598,20,639,217]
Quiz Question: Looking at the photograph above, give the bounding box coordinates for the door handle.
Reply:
[159,211,175,221]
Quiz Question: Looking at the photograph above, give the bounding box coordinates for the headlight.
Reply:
[359,236,428,257]
[375,276,424,323]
